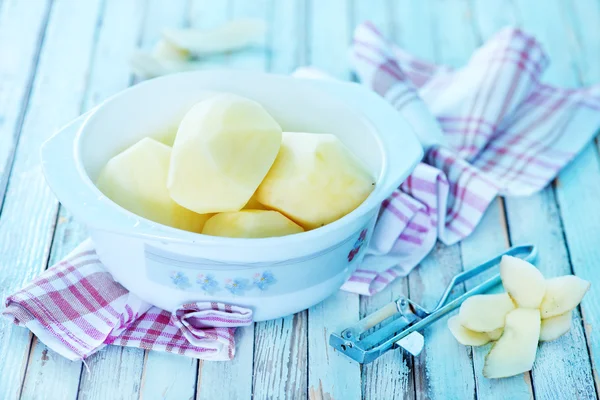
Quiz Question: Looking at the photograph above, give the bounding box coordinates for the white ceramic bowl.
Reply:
[41,70,423,321]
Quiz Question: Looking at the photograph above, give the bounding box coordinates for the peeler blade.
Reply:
[396,331,424,356]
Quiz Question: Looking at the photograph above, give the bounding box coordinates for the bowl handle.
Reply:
[305,79,443,202]
[41,111,162,238]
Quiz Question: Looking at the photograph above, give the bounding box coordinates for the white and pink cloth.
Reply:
[4,23,600,360]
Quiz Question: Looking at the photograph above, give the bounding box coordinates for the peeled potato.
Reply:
[96,138,210,232]
[487,328,504,341]
[540,311,572,342]
[540,276,590,319]
[152,39,190,62]
[202,210,303,238]
[243,192,267,210]
[459,293,515,332]
[483,308,541,379]
[168,93,282,214]
[500,255,546,308]
[448,316,494,346]
[256,132,375,230]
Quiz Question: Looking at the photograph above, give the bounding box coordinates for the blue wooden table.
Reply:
[0,0,599,399]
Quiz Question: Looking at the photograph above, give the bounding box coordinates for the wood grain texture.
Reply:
[360,278,414,400]
[515,0,600,393]
[506,189,598,400]
[191,2,257,398]
[472,1,598,398]
[0,1,102,398]
[0,0,50,209]
[456,2,534,397]
[251,2,309,399]
[410,243,476,400]
[405,2,477,399]
[253,312,308,400]
[2,1,600,399]
[128,2,207,399]
[306,2,361,400]
[55,1,149,399]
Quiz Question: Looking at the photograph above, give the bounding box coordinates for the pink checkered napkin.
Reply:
[3,240,253,361]
[339,22,600,295]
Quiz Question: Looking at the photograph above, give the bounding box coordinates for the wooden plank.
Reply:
[64,1,150,400]
[400,1,476,398]
[253,313,308,400]
[410,244,476,399]
[305,1,361,400]
[505,190,597,400]
[513,0,600,391]
[472,1,598,398]
[350,1,433,399]
[251,2,309,399]
[360,279,414,400]
[456,2,535,398]
[0,1,102,399]
[269,0,306,74]
[124,2,206,399]
[191,1,256,399]
[140,352,198,400]
[0,0,50,209]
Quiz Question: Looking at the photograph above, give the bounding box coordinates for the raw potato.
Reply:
[448,316,493,346]
[500,255,546,308]
[96,138,210,233]
[459,293,516,332]
[483,308,541,379]
[540,311,572,342]
[152,39,190,62]
[487,328,504,341]
[256,132,375,230]
[540,276,591,319]
[202,210,303,238]
[168,93,282,214]
[162,19,266,55]
[243,192,267,210]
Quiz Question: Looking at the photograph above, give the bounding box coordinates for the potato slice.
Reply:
[458,293,515,332]
[202,210,303,238]
[152,39,190,62]
[162,19,265,55]
[448,316,493,346]
[168,93,282,214]
[487,328,504,341]
[96,138,210,233]
[500,255,546,308]
[256,132,375,230]
[540,276,590,319]
[483,308,541,379]
[540,311,572,342]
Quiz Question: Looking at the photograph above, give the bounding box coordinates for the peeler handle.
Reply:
[429,244,537,314]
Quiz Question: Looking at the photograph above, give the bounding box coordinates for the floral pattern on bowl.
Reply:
[347,228,368,262]
[225,278,250,295]
[197,274,220,294]
[253,271,276,291]
[170,271,192,289]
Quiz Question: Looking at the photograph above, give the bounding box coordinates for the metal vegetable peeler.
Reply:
[330,244,537,364]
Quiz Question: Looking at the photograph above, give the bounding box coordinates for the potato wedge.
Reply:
[483,308,541,379]
[96,138,210,232]
[256,132,375,230]
[540,276,590,319]
[539,311,572,342]
[448,316,494,346]
[168,93,282,214]
[459,293,515,332]
[202,210,303,238]
[500,255,546,308]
